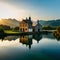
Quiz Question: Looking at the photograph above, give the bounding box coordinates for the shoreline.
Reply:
[0,30,53,36]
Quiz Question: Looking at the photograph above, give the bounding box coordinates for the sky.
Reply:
[0,0,60,21]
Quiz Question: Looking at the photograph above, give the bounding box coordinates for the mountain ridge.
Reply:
[0,18,19,28]
[39,19,60,26]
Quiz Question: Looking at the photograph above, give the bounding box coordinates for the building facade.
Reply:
[19,17,32,32]
[19,17,42,32]
[33,20,42,32]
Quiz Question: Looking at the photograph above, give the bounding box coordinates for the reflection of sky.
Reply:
[0,37,60,50]
[0,37,60,60]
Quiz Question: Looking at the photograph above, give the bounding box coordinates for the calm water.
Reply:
[0,33,60,60]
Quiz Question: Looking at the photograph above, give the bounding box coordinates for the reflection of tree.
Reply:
[54,34,60,41]
[33,34,42,43]
[0,35,5,40]
[4,36,18,41]
[43,33,55,39]
[19,35,32,49]
[0,34,42,49]
[0,36,18,41]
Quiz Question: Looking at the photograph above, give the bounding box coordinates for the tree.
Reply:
[0,27,5,34]
[56,26,60,32]
[42,26,56,30]
[12,27,19,32]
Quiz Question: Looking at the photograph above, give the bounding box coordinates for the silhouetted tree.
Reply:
[0,27,5,35]
[0,25,11,30]
[42,26,56,30]
[12,26,19,32]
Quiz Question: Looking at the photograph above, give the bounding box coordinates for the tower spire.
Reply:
[29,16,31,20]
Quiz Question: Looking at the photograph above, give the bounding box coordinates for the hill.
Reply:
[0,18,19,28]
[39,19,60,27]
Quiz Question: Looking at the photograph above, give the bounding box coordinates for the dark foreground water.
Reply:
[0,33,60,60]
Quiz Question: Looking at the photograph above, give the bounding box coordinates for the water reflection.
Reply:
[19,34,42,49]
[4,36,19,41]
[0,33,60,60]
[0,33,59,49]
[0,35,5,40]
[53,30,60,41]
[33,34,42,43]
[20,35,32,49]
[0,34,42,49]
[53,34,60,41]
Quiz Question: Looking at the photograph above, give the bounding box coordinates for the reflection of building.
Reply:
[20,35,32,49]
[33,34,42,43]
[19,17,32,32]
[0,35,5,40]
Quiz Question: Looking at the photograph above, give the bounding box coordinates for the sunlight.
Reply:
[0,2,26,20]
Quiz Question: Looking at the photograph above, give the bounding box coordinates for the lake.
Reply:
[0,33,60,60]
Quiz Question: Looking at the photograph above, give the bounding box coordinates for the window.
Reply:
[26,28,27,30]
[20,28,22,31]
[23,28,24,32]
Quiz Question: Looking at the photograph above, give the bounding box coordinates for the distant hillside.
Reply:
[39,19,60,27]
[0,18,19,28]
[0,18,60,28]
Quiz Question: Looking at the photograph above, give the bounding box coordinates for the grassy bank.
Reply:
[4,30,52,36]
[0,29,53,36]
[4,30,20,34]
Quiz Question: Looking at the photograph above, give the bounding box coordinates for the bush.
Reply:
[12,27,19,32]
[0,27,4,34]
[42,26,56,30]
[56,27,60,32]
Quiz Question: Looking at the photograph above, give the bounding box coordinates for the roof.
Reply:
[22,19,32,24]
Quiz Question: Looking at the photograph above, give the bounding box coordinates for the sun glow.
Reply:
[0,1,26,20]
